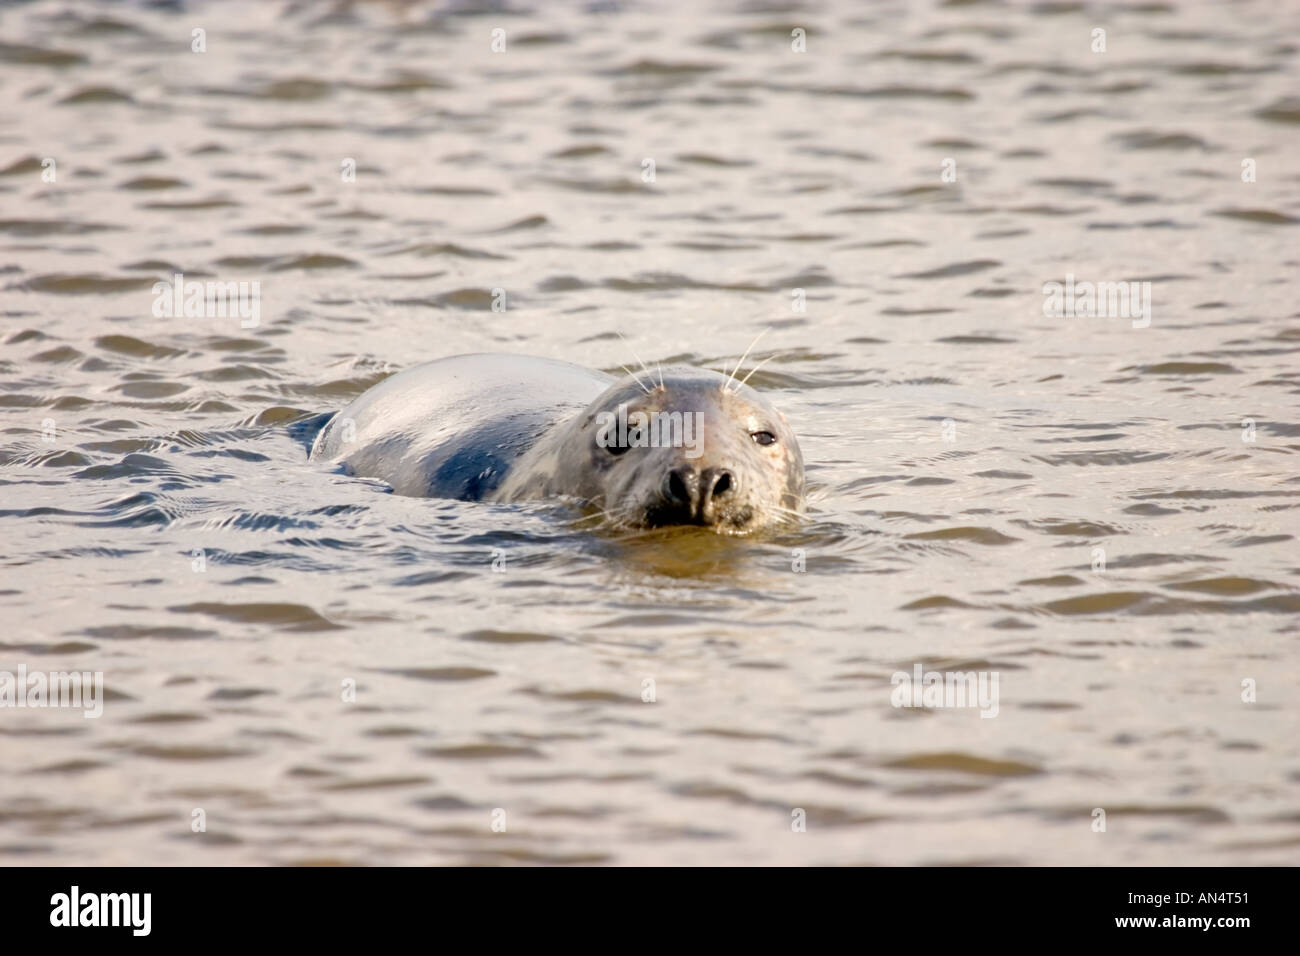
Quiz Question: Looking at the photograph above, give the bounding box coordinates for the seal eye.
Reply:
[751,431,777,447]
[605,442,630,457]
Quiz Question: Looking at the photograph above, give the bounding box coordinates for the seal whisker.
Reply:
[620,364,651,395]
[725,327,770,393]
[571,504,613,525]
[731,354,775,393]
[575,498,631,528]
[617,332,656,395]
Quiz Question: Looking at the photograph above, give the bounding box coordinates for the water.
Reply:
[1,0,1298,865]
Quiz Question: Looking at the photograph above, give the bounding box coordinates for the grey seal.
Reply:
[310,353,804,534]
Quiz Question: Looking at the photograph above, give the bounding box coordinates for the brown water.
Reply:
[2,0,1299,866]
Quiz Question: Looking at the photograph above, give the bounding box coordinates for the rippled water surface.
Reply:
[2,0,1299,865]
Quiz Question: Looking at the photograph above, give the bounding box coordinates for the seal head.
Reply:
[493,366,804,534]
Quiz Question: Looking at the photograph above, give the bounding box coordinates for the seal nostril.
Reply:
[711,470,733,499]
[666,468,691,506]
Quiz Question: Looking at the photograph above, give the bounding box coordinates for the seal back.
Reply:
[310,353,614,498]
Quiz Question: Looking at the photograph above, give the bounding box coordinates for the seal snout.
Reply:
[658,465,737,526]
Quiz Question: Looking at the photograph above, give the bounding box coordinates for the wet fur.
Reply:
[312,354,804,534]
